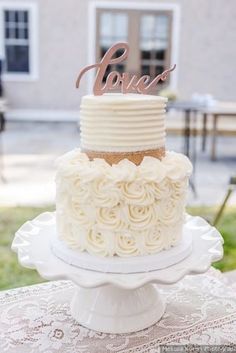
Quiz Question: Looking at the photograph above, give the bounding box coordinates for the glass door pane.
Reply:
[96,9,172,89]
[97,11,128,82]
[140,13,171,82]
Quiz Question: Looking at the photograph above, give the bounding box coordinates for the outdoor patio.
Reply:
[1,120,236,208]
[1,0,236,349]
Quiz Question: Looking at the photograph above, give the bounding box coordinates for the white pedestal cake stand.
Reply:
[12,212,223,334]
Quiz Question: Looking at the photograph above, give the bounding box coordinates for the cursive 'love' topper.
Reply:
[76,42,176,96]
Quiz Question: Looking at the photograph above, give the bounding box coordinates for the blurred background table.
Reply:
[200,102,236,161]
[168,100,236,162]
[168,100,203,160]
[0,99,5,132]
[1,268,236,353]
[0,59,5,135]
[168,101,204,195]
[0,97,6,183]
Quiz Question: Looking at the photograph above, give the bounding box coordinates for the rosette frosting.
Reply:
[56,149,192,257]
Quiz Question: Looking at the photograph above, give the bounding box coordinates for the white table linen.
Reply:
[0,268,236,353]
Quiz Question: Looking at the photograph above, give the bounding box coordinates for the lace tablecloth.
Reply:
[1,268,236,353]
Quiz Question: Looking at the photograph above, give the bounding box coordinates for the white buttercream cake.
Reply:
[56,93,192,257]
[80,93,166,152]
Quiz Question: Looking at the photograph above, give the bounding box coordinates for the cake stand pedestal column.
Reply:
[71,284,165,333]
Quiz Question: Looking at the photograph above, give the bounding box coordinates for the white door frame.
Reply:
[88,1,181,92]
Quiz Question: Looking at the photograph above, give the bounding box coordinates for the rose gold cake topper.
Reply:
[76,42,176,96]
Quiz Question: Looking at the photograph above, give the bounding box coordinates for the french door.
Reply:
[96,8,172,86]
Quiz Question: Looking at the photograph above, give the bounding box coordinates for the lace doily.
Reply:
[0,268,236,353]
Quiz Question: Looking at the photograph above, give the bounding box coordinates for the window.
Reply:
[0,2,38,80]
[97,11,128,81]
[140,14,171,82]
[96,8,173,88]
[4,10,29,73]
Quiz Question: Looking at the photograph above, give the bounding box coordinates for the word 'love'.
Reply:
[76,42,176,96]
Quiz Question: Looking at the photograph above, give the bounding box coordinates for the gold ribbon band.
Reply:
[83,147,165,166]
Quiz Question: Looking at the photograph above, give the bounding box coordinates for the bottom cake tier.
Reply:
[55,149,192,257]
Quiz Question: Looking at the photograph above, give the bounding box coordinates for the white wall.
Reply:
[1,0,88,119]
[0,0,236,120]
[178,0,236,100]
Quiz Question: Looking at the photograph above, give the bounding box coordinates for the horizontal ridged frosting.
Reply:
[80,93,168,152]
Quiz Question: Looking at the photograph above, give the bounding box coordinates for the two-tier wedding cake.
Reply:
[55,92,192,257]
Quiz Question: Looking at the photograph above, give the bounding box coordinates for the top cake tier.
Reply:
[80,93,167,153]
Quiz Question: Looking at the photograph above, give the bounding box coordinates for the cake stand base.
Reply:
[71,283,165,333]
[12,212,224,334]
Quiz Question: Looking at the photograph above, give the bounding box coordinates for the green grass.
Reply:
[0,207,53,291]
[0,206,235,291]
[188,207,236,272]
